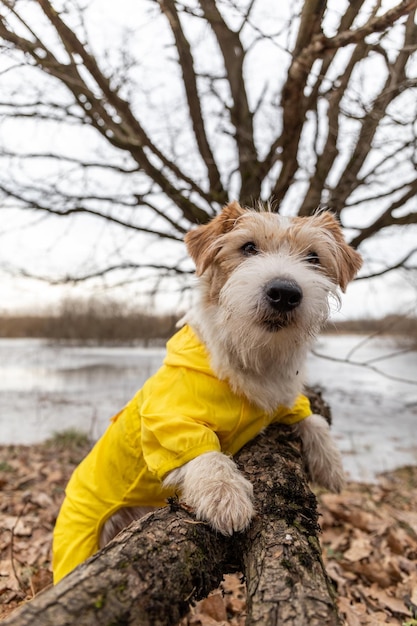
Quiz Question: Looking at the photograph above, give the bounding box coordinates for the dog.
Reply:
[52,201,362,583]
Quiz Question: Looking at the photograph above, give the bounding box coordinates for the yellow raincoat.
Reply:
[53,324,312,582]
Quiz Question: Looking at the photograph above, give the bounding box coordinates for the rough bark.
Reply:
[2,392,340,626]
[238,429,340,625]
[1,507,232,626]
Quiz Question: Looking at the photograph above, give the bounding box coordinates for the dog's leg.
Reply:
[100,506,156,548]
[294,414,345,492]
[163,451,254,535]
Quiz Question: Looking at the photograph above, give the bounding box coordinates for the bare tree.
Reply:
[0,0,416,289]
[1,4,416,621]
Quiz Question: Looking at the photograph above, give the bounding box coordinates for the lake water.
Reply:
[0,335,416,482]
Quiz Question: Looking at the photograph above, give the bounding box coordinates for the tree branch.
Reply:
[298,41,371,216]
[313,0,417,53]
[198,0,260,203]
[0,183,184,241]
[296,0,386,216]
[268,0,327,205]
[263,0,416,209]
[15,262,193,285]
[0,150,140,174]
[158,0,226,203]
[354,246,417,281]
[0,0,213,225]
[311,347,417,386]
[349,181,417,248]
[329,10,417,213]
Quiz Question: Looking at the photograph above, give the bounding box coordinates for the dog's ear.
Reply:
[317,212,363,292]
[185,201,245,276]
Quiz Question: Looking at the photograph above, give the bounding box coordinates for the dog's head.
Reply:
[185,202,362,336]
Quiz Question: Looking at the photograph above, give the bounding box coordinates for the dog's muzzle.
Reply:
[264,279,303,313]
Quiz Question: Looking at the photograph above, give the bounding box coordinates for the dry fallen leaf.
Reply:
[194,594,228,622]
[368,585,409,616]
[343,531,373,562]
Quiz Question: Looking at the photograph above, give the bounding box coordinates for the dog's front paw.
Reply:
[191,466,254,535]
[295,414,346,493]
[164,451,254,535]
[311,455,345,493]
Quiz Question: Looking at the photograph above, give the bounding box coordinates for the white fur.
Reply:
[293,414,345,492]
[188,254,336,412]
[163,451,254,535]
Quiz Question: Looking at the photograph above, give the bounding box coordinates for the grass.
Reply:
[45,429,91,449]
[0,461,14,472]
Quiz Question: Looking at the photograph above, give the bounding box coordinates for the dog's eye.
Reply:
[241,242,259,256]
[306,251,320,265]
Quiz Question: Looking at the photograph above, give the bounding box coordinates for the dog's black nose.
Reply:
[264,279,303,312]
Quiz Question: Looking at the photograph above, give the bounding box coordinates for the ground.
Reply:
[0,435,416,625]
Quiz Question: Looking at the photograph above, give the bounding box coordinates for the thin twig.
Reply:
[311,349,417,386]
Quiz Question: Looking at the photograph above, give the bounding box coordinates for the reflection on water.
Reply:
[308,335,417,481]
[0,335,416,481]
[0,339,165,445]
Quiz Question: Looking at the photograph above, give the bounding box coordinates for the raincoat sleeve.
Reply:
[273,394,312,425]
[140,365,223,480]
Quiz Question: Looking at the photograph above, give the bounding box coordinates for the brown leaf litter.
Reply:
[0,439,416,625]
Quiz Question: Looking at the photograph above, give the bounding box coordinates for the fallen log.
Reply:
[2,392,341,626]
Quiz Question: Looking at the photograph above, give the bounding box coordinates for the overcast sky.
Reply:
[0,0,416,320]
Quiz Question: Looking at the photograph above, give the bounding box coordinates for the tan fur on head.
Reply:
[311,211,362,292]
[185,201,246,276]
[186,202,362,292]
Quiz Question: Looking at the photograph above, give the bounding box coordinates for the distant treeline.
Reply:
[0,298,179,343]
[0,298,415,343]
[325,314,417,339]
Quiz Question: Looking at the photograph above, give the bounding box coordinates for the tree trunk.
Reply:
[2,394,341,626]
[237,427,340,625]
